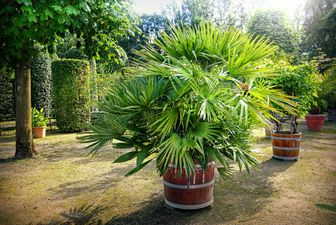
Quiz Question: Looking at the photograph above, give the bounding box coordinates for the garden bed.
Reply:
[0,123,335,225]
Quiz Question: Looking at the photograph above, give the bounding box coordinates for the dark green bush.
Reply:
[89,59,98,112]
[51,59,90,132]
[0,67,15,121]
[31,51,52,117]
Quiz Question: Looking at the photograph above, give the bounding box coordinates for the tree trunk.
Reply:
[14,59,34,158]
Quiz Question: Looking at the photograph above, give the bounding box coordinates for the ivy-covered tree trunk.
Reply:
[14,59,34,158]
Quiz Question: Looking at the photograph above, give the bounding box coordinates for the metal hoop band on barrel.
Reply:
[163,179,214,190]
[272,146,300,151]
[164,198,213,210]
[272,155,298,160]
[271,136,301,141]
[168,161,215,169]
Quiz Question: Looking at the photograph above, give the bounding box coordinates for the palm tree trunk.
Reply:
[14,59,34,158]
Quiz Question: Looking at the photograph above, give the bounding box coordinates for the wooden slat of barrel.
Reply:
[163,162,215,210]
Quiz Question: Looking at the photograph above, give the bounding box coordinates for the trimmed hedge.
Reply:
[89,59,98,112]
[31,51,52,117]
[0,67,15,121]
[51,59,90,132]
[59,48,87,60]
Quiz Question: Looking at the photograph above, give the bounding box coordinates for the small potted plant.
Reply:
[305,69,330,131]
[82,23,296,209]
[305,103,327,131]
[32,107,48,138]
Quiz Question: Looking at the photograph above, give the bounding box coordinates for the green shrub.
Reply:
[0,67,15,121]
[32,107,48,128]
[31,51,52,117]
[51,59,90,132]
[321,65,336,108]
[271,61,318,115]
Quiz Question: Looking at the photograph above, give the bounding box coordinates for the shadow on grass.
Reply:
[37,204,106,225]
[0,135,16,143]
[105,194,203,225]
[0,157,22,164]
[48,163,141,200]
[107,159,296,225]
[44,158,295,225]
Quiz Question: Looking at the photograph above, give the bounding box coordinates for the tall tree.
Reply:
[164,0,253,29]
[120,14,170,60]
[164,0,213,26]
[302,0,336,57]
[248,10,301,55]
[213,0,254,29]
[0,0,135,158]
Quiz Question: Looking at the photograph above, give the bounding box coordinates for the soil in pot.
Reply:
[163,161,215,210]
[271,132,301,161]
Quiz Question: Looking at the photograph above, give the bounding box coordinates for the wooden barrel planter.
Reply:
[163,161,215,210]
[271,132,301,161]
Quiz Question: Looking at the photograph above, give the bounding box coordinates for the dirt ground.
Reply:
[0,122,335,225]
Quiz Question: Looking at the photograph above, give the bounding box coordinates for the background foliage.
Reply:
[248,10,300,55]
[58,48,87,60]
[302,0,336,58]
[271,61,319,115]
[0,67,15,121]
[164,0,252,29]
[31,50,52,117]
[51,59,90,132]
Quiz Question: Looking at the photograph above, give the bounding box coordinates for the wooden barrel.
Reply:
[163,161,215,210]
[271,132,301,161]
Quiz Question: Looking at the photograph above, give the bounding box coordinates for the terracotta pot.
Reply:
[305,114,326,131]
[32,127,46,138]
[163,161,215,210]
[271,132,301,161]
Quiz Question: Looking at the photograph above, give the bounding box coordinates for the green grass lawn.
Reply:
[0,122,335,225]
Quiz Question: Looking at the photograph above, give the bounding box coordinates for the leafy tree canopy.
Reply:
[302,0,336,57]
[119,14,170,60]
[248,10,300,55]
[164,0,252,29]
[0,0,136,64]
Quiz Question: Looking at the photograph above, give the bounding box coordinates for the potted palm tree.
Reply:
[81,23,296,210]
[32,107,48,138]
